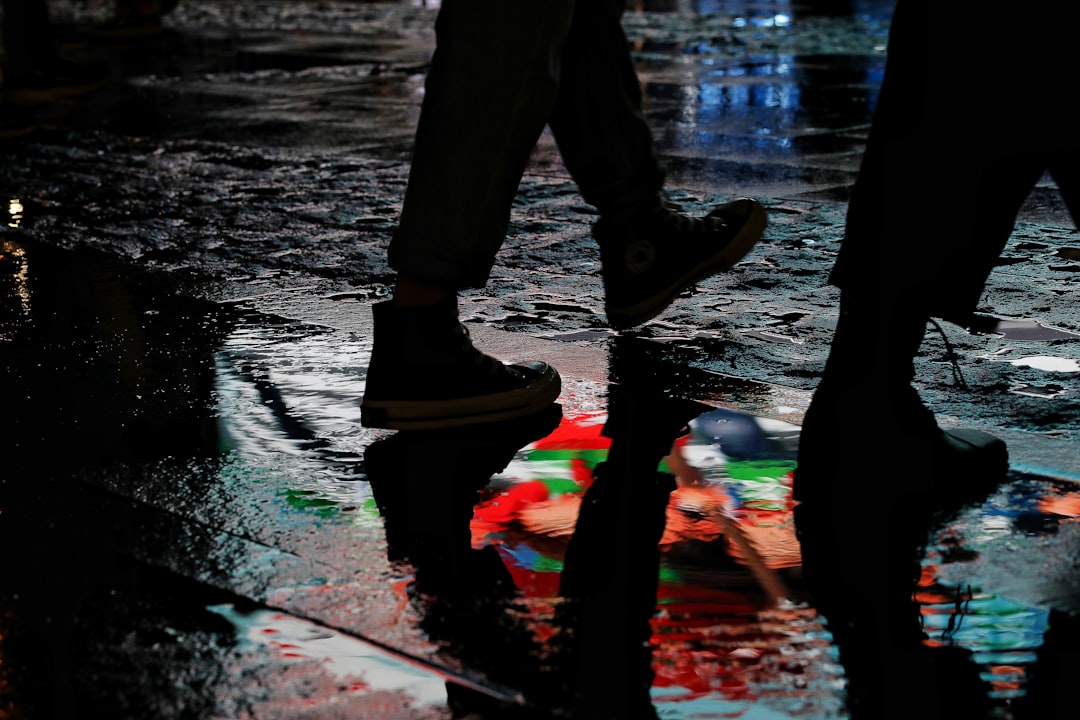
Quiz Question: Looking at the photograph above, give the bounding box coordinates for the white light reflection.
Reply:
[212,313,379,512]
[208,604,449,707]
[732,13,790,28]
[8,198,24,228]
[1008,356,1080,373]
[1,240,32,321]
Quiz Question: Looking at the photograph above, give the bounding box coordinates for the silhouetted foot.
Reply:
[596,197,766,330]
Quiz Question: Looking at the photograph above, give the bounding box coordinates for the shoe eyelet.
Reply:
[624,239,656,274]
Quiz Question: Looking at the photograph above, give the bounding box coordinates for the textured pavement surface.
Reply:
[5,0,1079,457]
[3,1,1080,718]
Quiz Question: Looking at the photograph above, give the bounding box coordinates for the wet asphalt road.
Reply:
[2,1,1080,719]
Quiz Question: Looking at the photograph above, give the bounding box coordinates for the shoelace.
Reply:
[450,321,518,378]
[938,583,974,642]
[928,317,969,390]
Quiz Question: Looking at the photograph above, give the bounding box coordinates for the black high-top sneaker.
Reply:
[793,293,1008,517]
[360,298,561,430]
[595,197,767,330]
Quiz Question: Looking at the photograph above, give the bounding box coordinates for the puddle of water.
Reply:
[1010,383,1069,399]
[461,400,1080,718]
[1007,356,1080,373]
[539,328,615,342]
[7,198,25,228]
[993,319,1080,341]
[468,408,835,718]
[11,231,1077,719]
[921,474,1080,708]
[215,315,372,456]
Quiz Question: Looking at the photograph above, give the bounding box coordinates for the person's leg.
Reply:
[547,0,767,330]
[830,0,1072,323]
[545,0,660,220]
[388,0,574,294]
[362,0,573,430]
[795,0,1014,511]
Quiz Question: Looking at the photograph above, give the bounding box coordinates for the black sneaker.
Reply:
[595,197,767,330]
[360,299,562,430]
[793,382,1009,512]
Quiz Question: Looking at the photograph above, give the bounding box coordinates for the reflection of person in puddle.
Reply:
[793,1,1078,717]
[362,407,564,718]
[359,0,767,433]
[364,337,706,719]
[549,336,708,720]
[797,0,1078,504]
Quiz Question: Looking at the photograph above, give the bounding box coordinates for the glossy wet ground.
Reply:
[2,1,1079,718]
[5,232,1079,719]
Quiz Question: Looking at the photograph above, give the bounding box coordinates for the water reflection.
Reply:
[207,603,450,708]
[2,234,229,464]
[213,314,371,474]
[632,0,892,189]
[992,319,1080,342]
[6,233,1075,718]
[794,494,1000,718]
[552,336,710,719]
[0,235,232,717]
[921,474,1080,718]
[7,198,25,228]
[364,336,843,718]
[363,405,565,717]
[792,448,1080,720]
